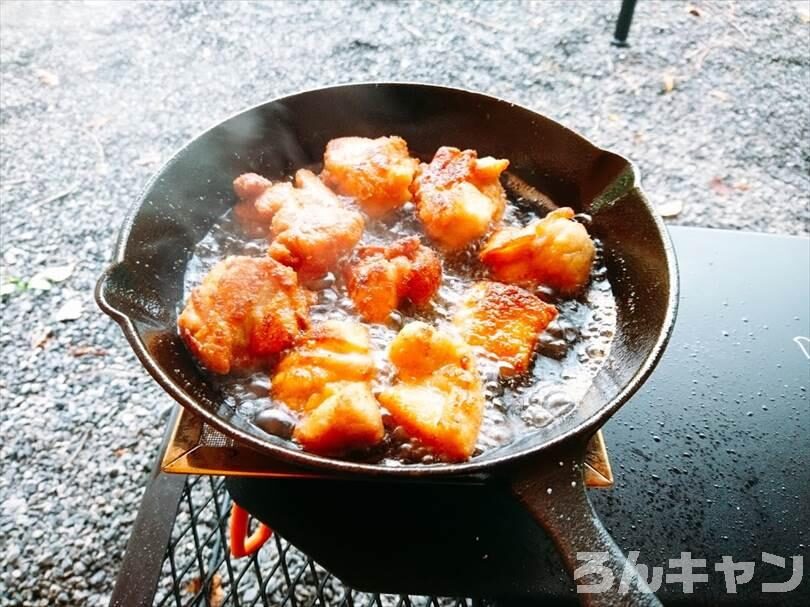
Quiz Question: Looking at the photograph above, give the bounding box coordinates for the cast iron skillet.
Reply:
[96,83,677,606]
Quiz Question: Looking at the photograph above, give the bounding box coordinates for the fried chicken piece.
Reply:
[232,173,275,237]
[293,381,384,455]
[322,136,419,217]
[272,321,384,455]
[267,170,365,280]
[343,236,442,323]
[232,169,365,280]
[177,256,309,374]
[272,320,375,412]
[410,146,509,251]
[479,207,595,296]
[453,282,558,376]
[378,322,485,460]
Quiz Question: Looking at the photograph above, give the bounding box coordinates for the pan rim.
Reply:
[96,82,679,478]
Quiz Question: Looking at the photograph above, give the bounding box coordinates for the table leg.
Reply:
[612,0,638,46]
[108,409,187,607]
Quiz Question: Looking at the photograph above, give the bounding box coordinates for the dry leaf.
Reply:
[31,326,53,349]
[657,200,683,218]
[209,574,225,607]
[29,264,75,291]
[135,152,161,166]
[70,345,107,357]
[182,575,223,606]
[28,274,52,291]
[86,116,111,129]
[662,73,676,94]
[686,4,703,17]
[35,69,60,87]
[709,176,734,196]
[40,264,75,282]
[55,299,83,322]
[184,577,202,596]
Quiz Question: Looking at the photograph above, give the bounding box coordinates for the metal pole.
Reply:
[612,0,638,47]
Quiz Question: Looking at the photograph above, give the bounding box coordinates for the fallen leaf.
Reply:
[184,577,202,596]
[31,326,53,349]
[86,116,111,129]
[39,264,75,282]
[686,4,702,17]
[135,152,161,166]
[662,73,676,94]
[55,299,83,322]
[28,274,52,291]
[657,200,683,218]
[35,68,60,87]
[209,574,224,607]
[70,345,107,357]
[28,264,74,291]
[709,176,734,196]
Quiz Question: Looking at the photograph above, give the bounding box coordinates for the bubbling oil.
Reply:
[183,188,617,465]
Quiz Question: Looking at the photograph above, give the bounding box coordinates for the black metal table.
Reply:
[111,227,810,606]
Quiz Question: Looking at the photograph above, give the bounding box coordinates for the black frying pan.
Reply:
[96,83,677,606]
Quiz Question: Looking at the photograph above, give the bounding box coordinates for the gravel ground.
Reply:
[0,1,808,605]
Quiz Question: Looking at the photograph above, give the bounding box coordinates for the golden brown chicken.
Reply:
[453,281,558,376]
[292,381,384,456]
[378,322,485,461]
[271,321,383,454]
[177,256,310,374]
[479,207,595,295]
[271,321,375,412]
[322,136,419,217]
[410,146,509,251]
[232,173,275,237]
[343,236,442,323]
[232,169,365,280]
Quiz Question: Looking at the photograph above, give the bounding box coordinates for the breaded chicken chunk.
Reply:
[293,381,384,455]
[272,321,384,455]
[232,169,365,280]
[479,207,595,295]
[232,173,275,237]
[378,322,485,460]
[178,256,310,374]
[453,282,558,375]
[411,146,509,251]
[322,136,419,217]
[272,321,375,412]
[343,236,442,323]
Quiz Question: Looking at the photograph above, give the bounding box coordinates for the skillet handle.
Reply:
[510,442,662,607]
[95,263,130,322]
